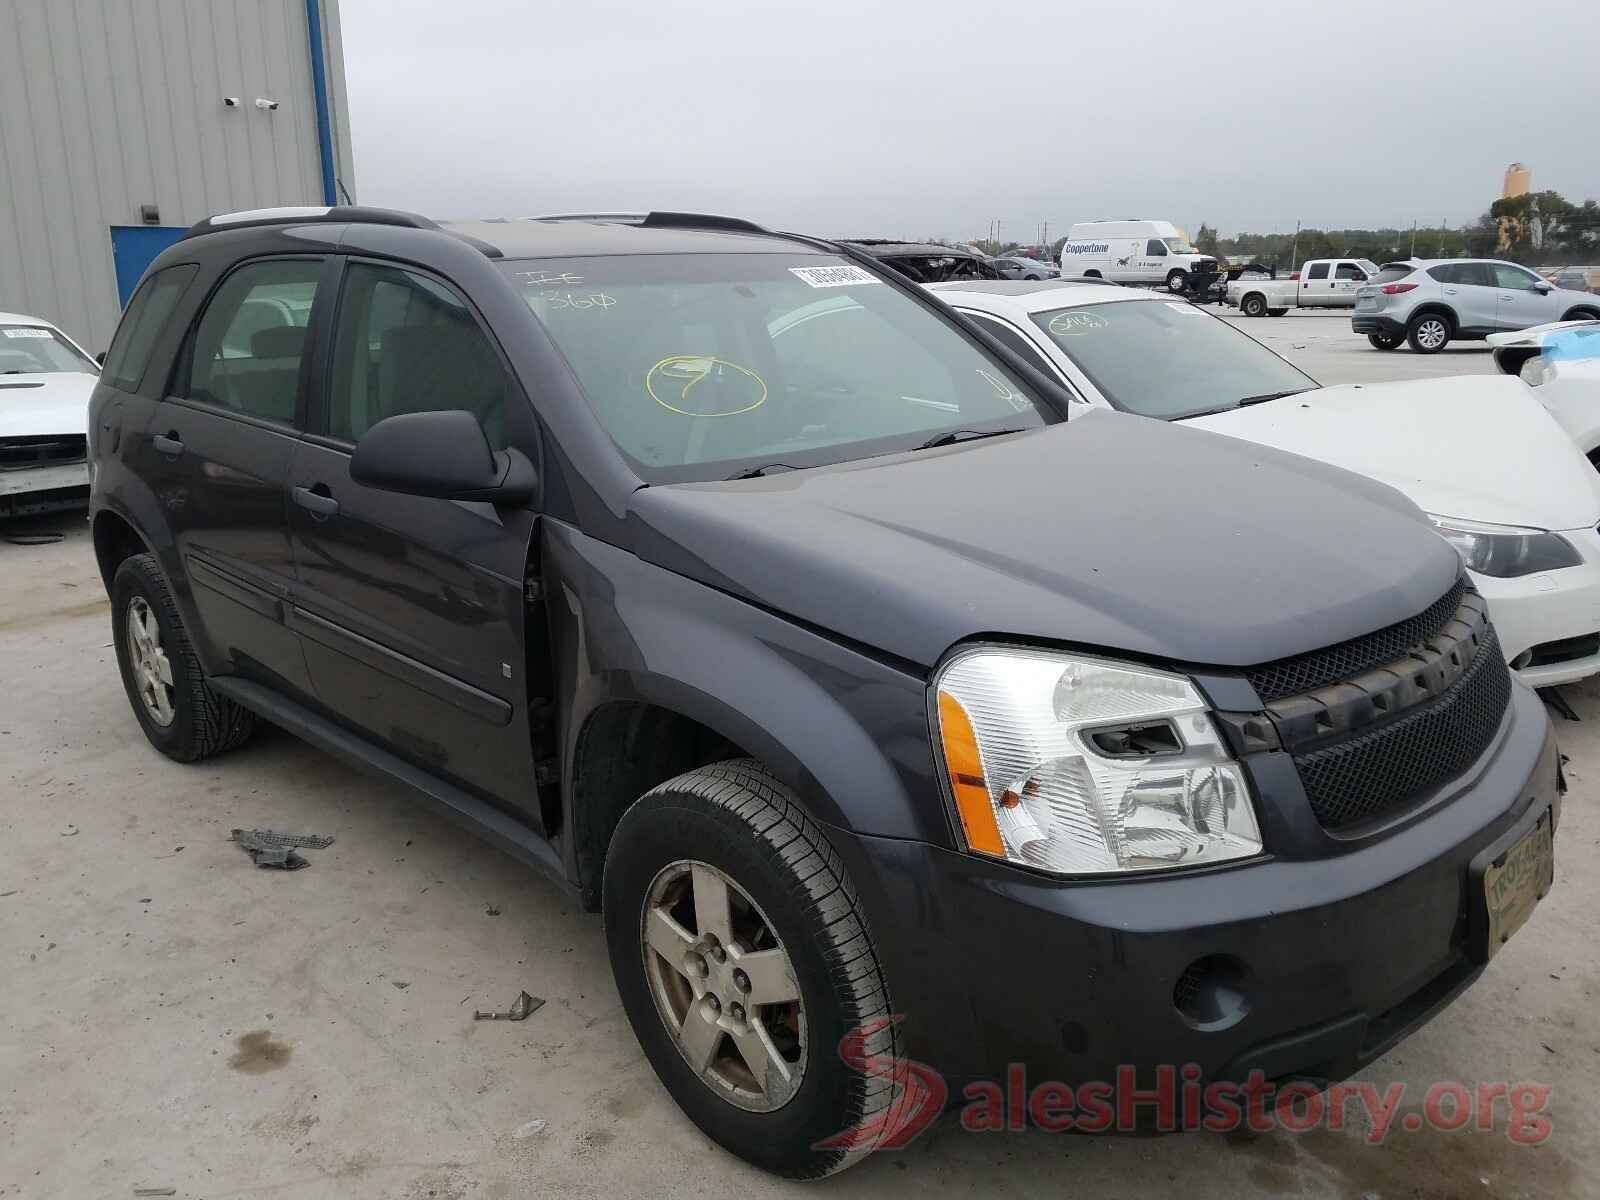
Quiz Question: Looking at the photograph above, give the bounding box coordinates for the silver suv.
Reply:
[1353,258,1600,353]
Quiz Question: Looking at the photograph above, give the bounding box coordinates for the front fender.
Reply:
[543,520,952,848]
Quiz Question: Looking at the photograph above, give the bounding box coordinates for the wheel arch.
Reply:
[1561,306,1600,322]
[1408,303,1458,332]
[93,507,157,594]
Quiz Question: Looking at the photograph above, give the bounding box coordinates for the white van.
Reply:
[1058,219,1219,292]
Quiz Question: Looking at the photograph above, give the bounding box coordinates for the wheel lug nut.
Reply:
[729,1002,745,1023]
[705,995,721,1015]
[732,969,750,993]
[684,952,706,977]
[709,944,726,964]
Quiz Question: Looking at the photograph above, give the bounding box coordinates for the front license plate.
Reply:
[1481,812,1553,960]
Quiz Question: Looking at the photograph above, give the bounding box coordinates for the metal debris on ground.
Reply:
[473,990,544,1021]
[133,1189,177,1197]
[229,828,335,870]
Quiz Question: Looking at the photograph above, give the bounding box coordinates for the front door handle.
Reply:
[292,485,340,518]
[152,432,183,457]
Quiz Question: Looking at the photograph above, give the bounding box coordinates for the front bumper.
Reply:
[0,461,89,517]
[1352,313,1406,337]
[830,682,1558,1093]
[1475,528,1600,687]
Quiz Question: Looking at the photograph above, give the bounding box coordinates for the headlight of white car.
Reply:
[934,647,1262,875]
[1428,515,1582,578]
[1518,355,1553,387]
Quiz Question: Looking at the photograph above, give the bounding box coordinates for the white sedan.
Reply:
[929,280,1600,688]
[1488,320,1600,464]
[1,310,99,518]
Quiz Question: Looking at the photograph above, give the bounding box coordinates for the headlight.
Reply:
[934,648,1263,876]
[1427,515,1581,577]
[1518,355,1552,387]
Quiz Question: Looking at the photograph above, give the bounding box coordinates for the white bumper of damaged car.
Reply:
[1476,524,1600,688]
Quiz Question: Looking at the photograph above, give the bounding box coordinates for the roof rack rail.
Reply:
[527,211,770,235]
[183,205,439,239]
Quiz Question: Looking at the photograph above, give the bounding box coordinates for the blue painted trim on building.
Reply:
[304,0,338,206]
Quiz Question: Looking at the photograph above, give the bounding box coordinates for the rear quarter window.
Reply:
[1371,265,1416,285]
[100,265,199,393]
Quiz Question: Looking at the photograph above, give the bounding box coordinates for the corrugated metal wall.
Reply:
[0,0,356,353]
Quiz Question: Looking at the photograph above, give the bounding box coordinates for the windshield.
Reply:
[1164,238,1198,255]
[1030,299,1316,419]
[0,326,96,375]
[504,253,1050,482]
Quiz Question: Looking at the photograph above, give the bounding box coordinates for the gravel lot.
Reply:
[2,318,1595,1199]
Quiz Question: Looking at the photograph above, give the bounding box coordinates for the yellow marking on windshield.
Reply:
[646,355,768,417]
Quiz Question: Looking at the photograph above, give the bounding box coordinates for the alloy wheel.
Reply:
[126,596,176,726]
[1416,318,1447,349]
[641,860,806,1112]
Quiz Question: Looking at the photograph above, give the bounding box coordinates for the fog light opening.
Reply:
[1174,955,1252,1031]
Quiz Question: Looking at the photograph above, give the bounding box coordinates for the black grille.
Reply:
[0,434,87,471]
[1294,626,1511,832]
[1247,577,1468,701]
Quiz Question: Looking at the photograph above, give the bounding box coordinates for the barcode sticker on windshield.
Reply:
[789,265,879,289]
[2,327,54,338]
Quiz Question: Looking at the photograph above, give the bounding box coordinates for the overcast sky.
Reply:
[339,0,1600,244]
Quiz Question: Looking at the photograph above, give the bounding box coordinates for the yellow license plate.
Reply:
[1482,814,1554,959]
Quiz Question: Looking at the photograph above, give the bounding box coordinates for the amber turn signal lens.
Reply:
[937,689,1004,857]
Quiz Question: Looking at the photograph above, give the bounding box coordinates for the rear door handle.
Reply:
[152,433,183,457]
[292,485,340,517]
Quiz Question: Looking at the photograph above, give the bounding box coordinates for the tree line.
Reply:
[973,189,1599,269]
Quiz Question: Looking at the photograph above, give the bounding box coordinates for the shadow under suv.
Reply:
[87,206,1559,1177]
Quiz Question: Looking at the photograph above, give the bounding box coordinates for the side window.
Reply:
[100,265,199,393]
[1335,263,1365,280]
[1428,264,1459,284]
[1306,263,1330,280]
[329,262,507,447]
[184,259,321,425]
[1145,239,1167,256]
[962,312,1063,382]
[1491,263,1539,291]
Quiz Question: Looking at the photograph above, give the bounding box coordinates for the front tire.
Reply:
[1563,307,1600,323]
[1407,312,1452,354]
[111,553,256,762]
[1166,269,1190,294]
[1241,293,1267,318]
[604,759,899,1179]
[1368,332,1403,350]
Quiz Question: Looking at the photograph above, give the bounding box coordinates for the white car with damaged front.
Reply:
[929,280,1600,688]
[1489,321,1600,466]
[1,310,99,518]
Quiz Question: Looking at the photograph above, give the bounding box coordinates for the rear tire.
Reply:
[1241,293,1267,318]
[111,553,256,762]
[1406,312,1452,354]
[1166,269,1190,294]
[1367,332,1403,350]
[1563,307,1600,323]
[604,759,899,1179]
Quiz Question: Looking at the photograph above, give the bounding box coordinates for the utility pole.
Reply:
[1410,219,1417,257]
[1290,219,1301,271]
[1041,220,1049,251]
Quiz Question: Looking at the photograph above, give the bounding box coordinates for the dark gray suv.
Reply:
[88,207,1559,1176]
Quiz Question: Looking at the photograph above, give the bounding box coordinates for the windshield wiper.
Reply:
[914,428,1025,451]
[1236,388,1314,407]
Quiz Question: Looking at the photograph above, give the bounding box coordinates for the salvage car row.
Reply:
[5,205,1591,1179]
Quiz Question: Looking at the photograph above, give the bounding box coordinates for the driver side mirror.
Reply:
[1533,281,1553,294]
[350,410,536,504]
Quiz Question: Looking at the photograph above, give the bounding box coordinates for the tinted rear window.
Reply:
[1371,265,1415,285]
[100,265,199,392]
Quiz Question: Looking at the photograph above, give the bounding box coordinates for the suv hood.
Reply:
[1187,376,1600,532]
[627,411,1459,671]
[0,372,97,439]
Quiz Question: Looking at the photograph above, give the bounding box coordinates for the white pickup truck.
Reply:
[1226,258,1380,317]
